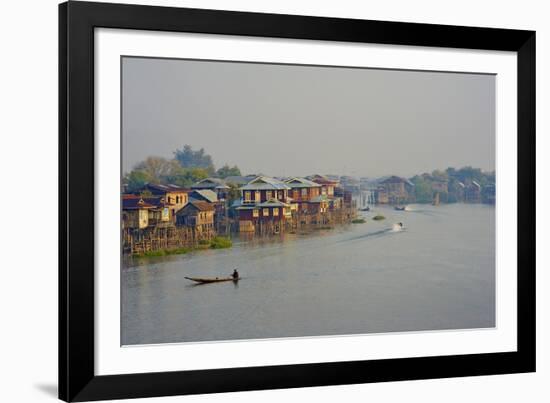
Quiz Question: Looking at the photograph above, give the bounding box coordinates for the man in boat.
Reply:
[232,269,239,280]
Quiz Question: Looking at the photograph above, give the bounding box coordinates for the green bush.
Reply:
[372,215,386,221]
[136,247,191,258]
[351,218,366,224]
[209,236,233,249]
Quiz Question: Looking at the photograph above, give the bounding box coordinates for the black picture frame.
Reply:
[59,1,536,401]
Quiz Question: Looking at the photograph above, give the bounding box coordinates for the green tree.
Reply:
[133,156,180,183]
[226,183,242,204]
[410,175,433,203]
[216,164,241,178]
[125,170,152,193]
[174,145,215,174]
[164,166,209,187]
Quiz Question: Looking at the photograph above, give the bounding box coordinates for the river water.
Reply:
[121,203,495,345]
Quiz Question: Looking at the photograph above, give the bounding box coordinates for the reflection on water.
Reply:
[122,204,495,345]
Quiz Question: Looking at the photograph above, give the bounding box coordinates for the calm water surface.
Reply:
[122,204,495,345]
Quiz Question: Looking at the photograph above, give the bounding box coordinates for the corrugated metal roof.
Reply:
[307,174,340,185]
[240,176,291,191]
[224,175,257,186]
[191,177,230,189]
[284,177,321,188]
[189,189,218,203]
[257,199,290,208]
[176,201,214,214]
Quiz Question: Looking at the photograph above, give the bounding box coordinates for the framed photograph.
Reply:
[59,1,535,401]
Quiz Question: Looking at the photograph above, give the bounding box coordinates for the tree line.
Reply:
[124,145,241,192]
[410,166,495,203]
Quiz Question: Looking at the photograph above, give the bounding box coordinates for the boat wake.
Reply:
[391,223,405,232]
[341,224,406,243]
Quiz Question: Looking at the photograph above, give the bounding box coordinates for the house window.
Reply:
[244,191,251,202]
[255,191,261,202]
[263,208,269,217]
[253,209,259,218]
[279,191,284,199]
[273,208,279,216]
[301,188,308,197]
[265,191,272,200]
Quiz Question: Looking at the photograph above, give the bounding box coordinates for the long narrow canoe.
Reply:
[184,276,239,284]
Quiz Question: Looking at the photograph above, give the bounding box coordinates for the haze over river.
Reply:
[122,204,495,345]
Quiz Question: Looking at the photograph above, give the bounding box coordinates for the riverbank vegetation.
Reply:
[372,215,386,221]
[210,236,233,249]
[135,236,232,258]
[351,218,366,224]
[410,167,495,204]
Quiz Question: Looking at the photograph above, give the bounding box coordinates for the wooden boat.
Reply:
[360,206,370,212]
[394,206,406,211]
[184,276,239,284]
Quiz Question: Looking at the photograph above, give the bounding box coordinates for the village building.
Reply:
[375,186,389,204]
[175,201,215,235]
[191,178,230,200]
[188,189,226,228]
[307,195,330,215]
[378,176,415,204]
[333,186,355,208]
[482,183,496,204]
[236,199,291,232]
[136,183,189,215]
[284,177,322,211]
[122,195,174,227]
[240,176,291,204]
[431,179,449,193]
[464,180,482,203]
[449,180,465,202]
[307,174,340,197]
[339,175,360,194]
[188,189,218,203]
[121,197,154,229]
[235,176,292,232]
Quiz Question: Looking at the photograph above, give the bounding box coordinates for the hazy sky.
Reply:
[122,57,495,178]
